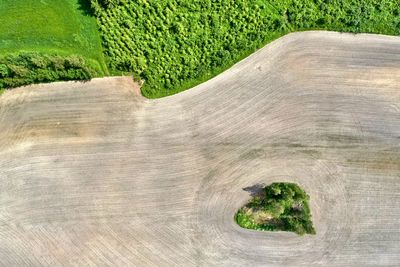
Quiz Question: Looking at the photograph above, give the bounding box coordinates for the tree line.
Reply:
[0,53,103,89]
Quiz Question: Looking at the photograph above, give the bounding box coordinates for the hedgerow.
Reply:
[0,53,103,89]
[90,0,400,98]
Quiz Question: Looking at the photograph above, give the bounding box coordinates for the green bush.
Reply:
[0,52,102,89]
[89,0,400,98]
[236,182,315,235]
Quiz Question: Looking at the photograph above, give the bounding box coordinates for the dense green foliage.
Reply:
[1,0,399,93]
[0,53,102,89]
[90,0,400,98]
[0,0,107,89]
[236,183,315,235]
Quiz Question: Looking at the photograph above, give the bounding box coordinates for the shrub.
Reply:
[236,182,315,236]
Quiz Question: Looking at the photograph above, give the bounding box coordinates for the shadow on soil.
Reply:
[242,183,265,197]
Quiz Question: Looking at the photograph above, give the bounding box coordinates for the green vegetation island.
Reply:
[236,183,315,235]
[0,0,399,97]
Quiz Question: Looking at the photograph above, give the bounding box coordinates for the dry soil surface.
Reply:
[1,31,400,266]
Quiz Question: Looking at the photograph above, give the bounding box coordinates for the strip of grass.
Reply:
[90,0,400,98]
[0,0,108,87]
[236,183,315,236]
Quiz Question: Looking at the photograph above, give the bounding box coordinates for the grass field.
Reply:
[0,0,107,74]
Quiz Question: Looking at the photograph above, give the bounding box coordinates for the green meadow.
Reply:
[0,0,107,74]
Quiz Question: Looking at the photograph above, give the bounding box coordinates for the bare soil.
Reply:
[1,31,400,266]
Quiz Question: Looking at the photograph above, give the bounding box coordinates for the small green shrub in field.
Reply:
[236,182,315,236]
[0,53,103,89]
